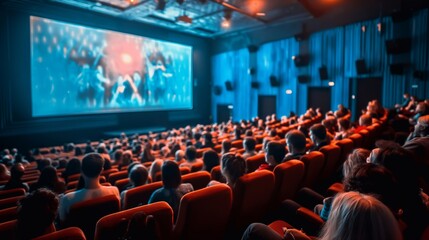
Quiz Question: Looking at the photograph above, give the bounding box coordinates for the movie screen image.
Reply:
[31,16,193,117]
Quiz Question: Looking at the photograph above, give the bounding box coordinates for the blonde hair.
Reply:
[320,191,402,240]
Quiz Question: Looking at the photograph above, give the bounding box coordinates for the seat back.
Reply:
[181,171,211,190]
[173,184,232,240]
[210,165,226,183]
[95,202,173,240]
[0,188,26,200]
[273,160,305,204]
[0,206,18,223]
[231,139,243,149]
[0,220,55,240]
[64,194,120,239]
[108,170,128,185]
[245,153,265,173]
[114,178,130,192]
[33,227,86,240]
[358,129,370,149]
[123,181,163,209]
[348,133,363,149]
[0,195,25,210]
[230,170,275,232]
[101,168,119,179]
[334,138,354,164]
[300,151,325,189]
[190,161,204,172]
[196,148,212,158]
[319,144,341,180]
[67,173,81,183]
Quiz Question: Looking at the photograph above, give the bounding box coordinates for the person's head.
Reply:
[221,154,246,187]
[17,188,59,239]
[193,132,202,141]
[0,163,10,177]
[161,161,181,189]
[10,163,25,180]
[285,130,306,154]
[175,150,185,162]
[57,159,67,169]
[221,139,232,153]
[265,141,286,166]
[359,114,372,127]
[81,153,104,178]
[185,146,197,162]
[114,149,124,163]
[65,158,81,175]
[343,148,370,177]
[243,137,256,152]
[244,129,253,137]
[149,159,163,182]
[37,166,59,188]
[203,132,213,143]
[122,150,133,165]
[202,150,219,172]
[319,191,402,240]
[414,115,429,137]
[309,124,327,145]
[129,165,148,187]
[338,118,351,131]
[344,163,400,214]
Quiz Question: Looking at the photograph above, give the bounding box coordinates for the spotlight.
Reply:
[156,0,166,11]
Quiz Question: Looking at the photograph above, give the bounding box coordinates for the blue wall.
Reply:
[212,9,429,122]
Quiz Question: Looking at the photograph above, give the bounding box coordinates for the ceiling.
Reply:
[42,0,340,38]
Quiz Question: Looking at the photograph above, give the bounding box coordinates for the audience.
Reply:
[4,163,29,192]
[283,130,307,161]
[30,166,66,194]
[202,149,219,172]
[257,141,286,171]
[242,191,402,240]
[17,188,59,240]
[148,161,193,219]
[242,137,257,160]
[59,153,120,224]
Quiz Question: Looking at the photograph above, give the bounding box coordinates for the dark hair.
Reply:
[344,163,400,214]
[221,154,246,186]
[222,140,232,153]
[203,150,219,172]
[310,124,327,140]
[338,118,351,130]
[161,161,181,189]
[244,137,256,151]
[10,163,25,180]
[63,158,81,181]
[141,144,155,163]
[285,130,306,151]
[130,166,148,187]
[245,130,253,137]
[81,153,104,178]
[185,146,197,161]
[267,141,286,164]
[36,166,59,191]
[17,188,59,239]
[194,132,202,141]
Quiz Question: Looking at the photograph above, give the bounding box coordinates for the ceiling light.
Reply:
[222,9,232,28]
[221,19,230,28]
[256,12,266,16]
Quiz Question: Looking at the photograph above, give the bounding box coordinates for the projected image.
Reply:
[30,16,192,117]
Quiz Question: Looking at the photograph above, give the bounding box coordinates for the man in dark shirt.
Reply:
[283,130,307,162]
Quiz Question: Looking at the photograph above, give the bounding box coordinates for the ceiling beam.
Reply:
[210,0,268,24]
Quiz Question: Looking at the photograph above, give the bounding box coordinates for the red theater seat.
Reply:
[122,181,163,210]
[273,160,305,205]
[245,153,265,173]
[107,170,128,185]
[181,171,211,190]
[33,227,86,240]
[0,188,26,200]
[299,151,325,189]
[0,206,18,223]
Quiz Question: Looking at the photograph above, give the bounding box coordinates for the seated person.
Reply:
[0,163,10,181]
[179,146,203,169]
[309,124,330,151]
[242,137,257,160]
[4,163,29,192]
[257,142,286,171]
[17,188,59,239]
[335,118,354,140]
[283,130,307,161]
[202,150,219,172]
[121,164,149,207]
[242,191,402,240]
[148,161,193,219]
[174,150,186,165]
[221,139,233,155]
[354,114,372,133]
[59,153,120,224]
[209,153,246,189]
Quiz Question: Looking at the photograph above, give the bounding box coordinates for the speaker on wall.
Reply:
[293,55,309,67]
[213,85,222,95]
[319,66,328,80]
[225,81,233,91]
[249,67,256,75]
[251,81,260,89]
[390,63,405,75]
[297,75,310,83]
[270,75,280,87]
[385,38,411,54]
[355,59,368,75]
[294,32,308,42]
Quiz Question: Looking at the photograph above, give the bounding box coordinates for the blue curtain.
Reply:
[211,9,429,122]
